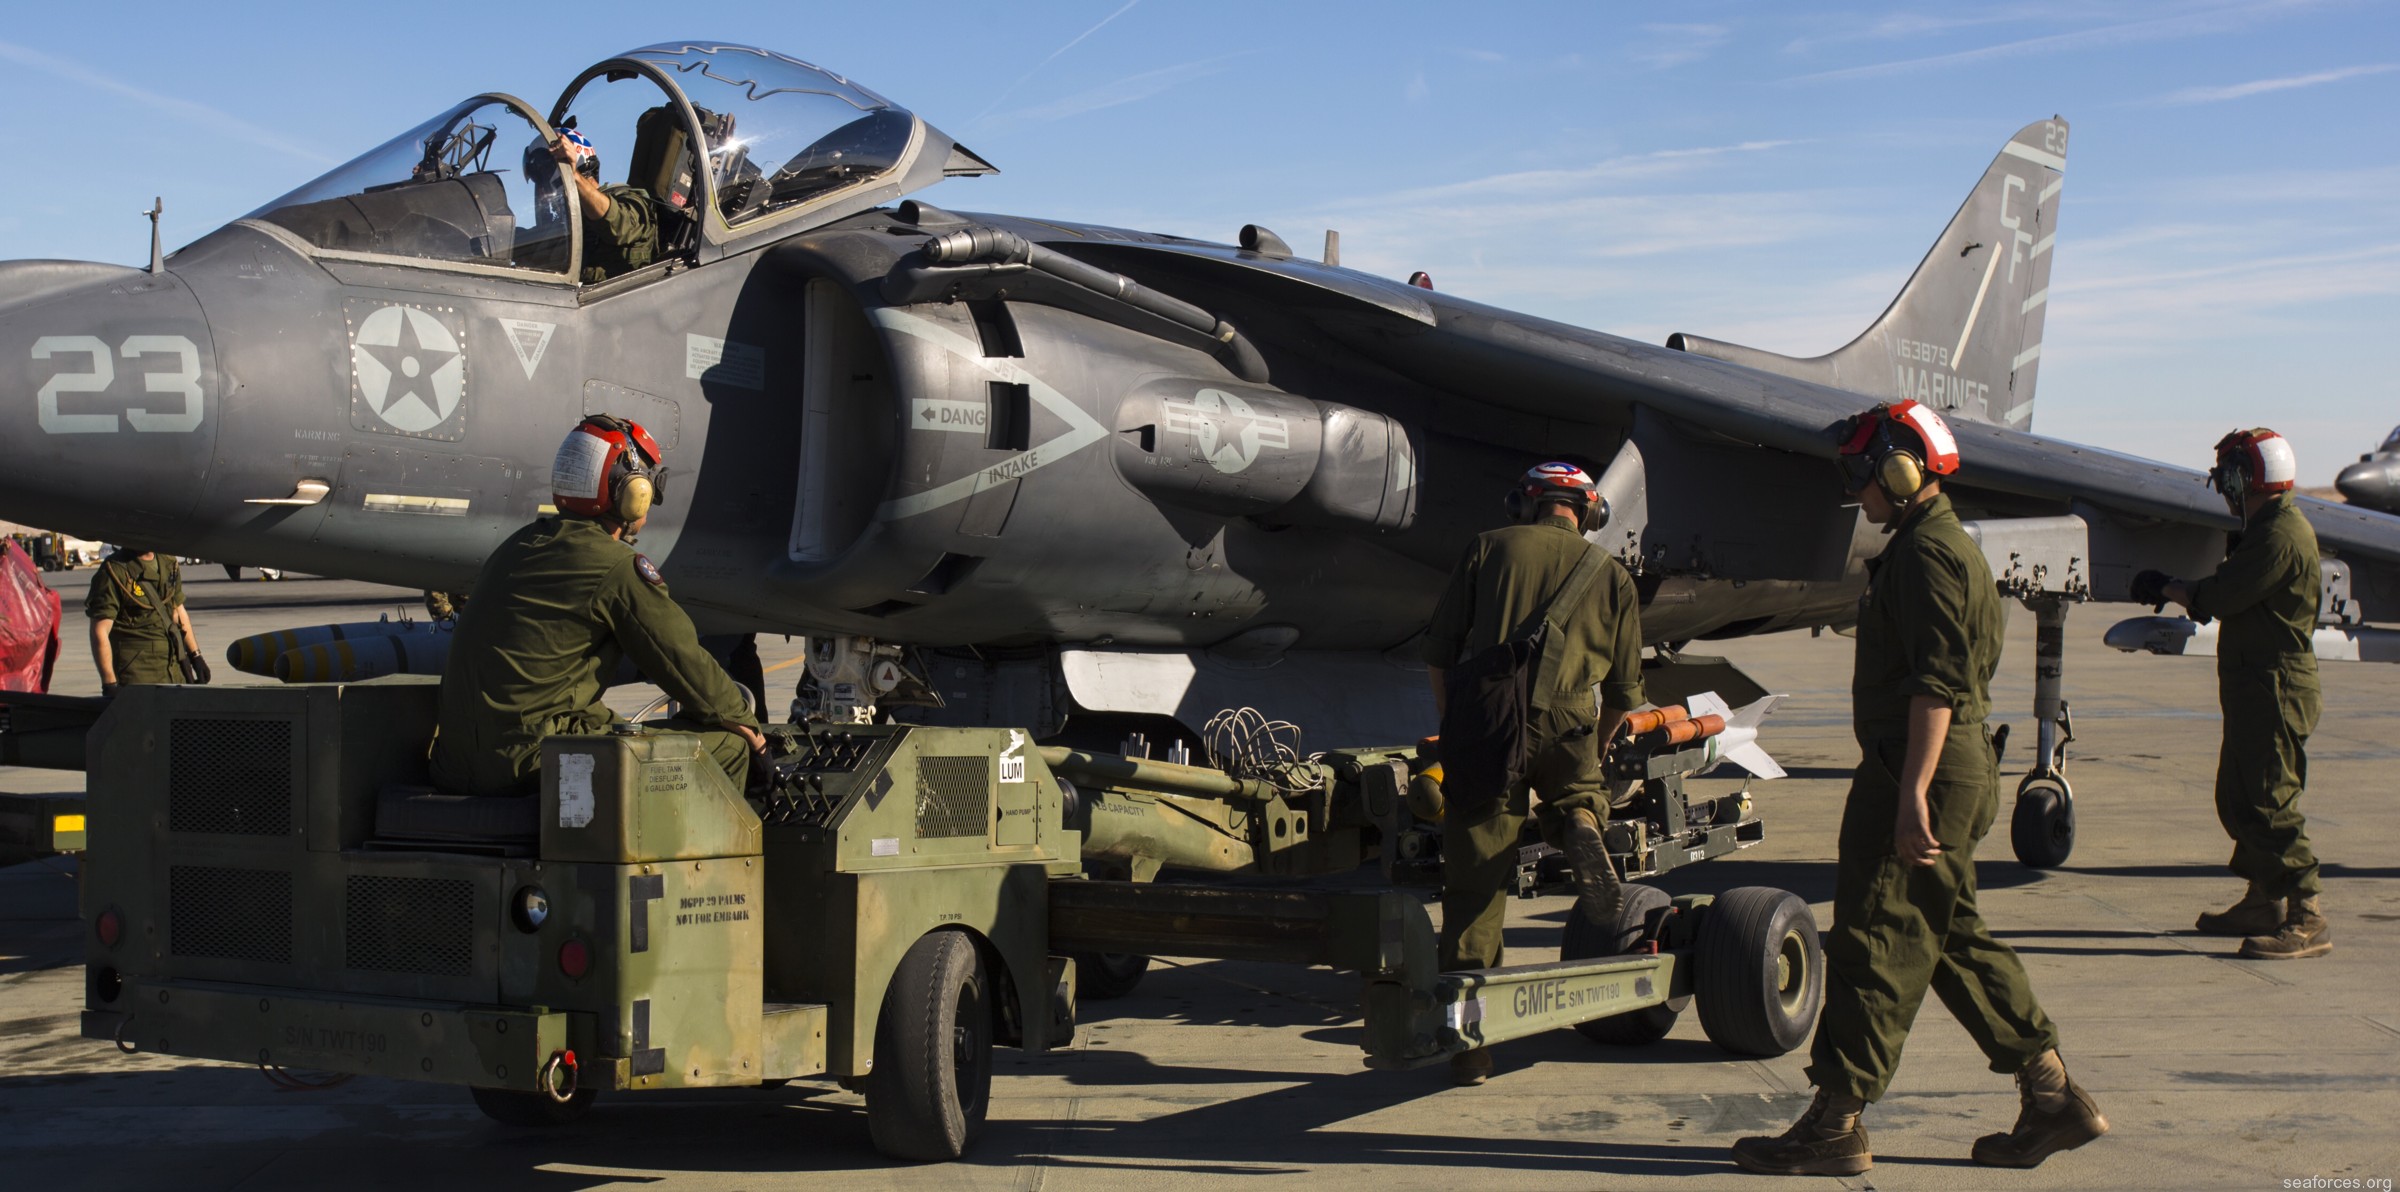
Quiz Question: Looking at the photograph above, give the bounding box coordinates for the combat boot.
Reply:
[1972,1049,2107,1167]
[2239,894,2332,959]
[1562,806,1621,926]
[2195,885,2282,936]
[1730,1089,1871,1176]
[1449,1046,1492,1087]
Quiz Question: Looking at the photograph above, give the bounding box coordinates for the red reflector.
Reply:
[95,908,123,948]
[557,939,591,979]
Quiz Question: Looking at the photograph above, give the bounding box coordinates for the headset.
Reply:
[1505,462,1610,532]
[552,414,667,523]
[2208,428,2297,514]
[1836,399,1959,505]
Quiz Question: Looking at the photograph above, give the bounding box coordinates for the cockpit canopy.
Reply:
[237,42,989,278]
[623,43,918,228]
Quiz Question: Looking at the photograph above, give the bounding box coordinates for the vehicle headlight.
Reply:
[512,885,551,933]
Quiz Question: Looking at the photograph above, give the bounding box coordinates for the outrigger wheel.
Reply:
[1694,887,1823,1057]
[2011,774,2076,869]
[866,930,994,1162]
[1070,952,1151,1000]
[1561,883,1687,1045]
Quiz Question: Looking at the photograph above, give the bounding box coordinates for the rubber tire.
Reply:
[2011,779,2075,869]
[865,930,994,1162]
[1693,886,1823,1057]
[470,1086,596,1127]
[1561,883,1685,1045]
[1069,952,1151,1000]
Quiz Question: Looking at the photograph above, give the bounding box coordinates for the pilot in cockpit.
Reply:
[548,124,662,283]
[546,106,732,284]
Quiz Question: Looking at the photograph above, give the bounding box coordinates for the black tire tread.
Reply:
[865,930,992,1162]
[1694,886,1823,1057]
[2011,784,2076,869]
[1070,952,1150,1001]
[1563,883,1681,1046]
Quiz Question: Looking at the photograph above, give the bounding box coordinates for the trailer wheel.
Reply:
[470,1086,595,1126]
[1070,952,1150,1000]
[1561,882,1684,1045]
[1694,887,1822,1057]
[2011,777,2075,869]
[866,930,994,1162]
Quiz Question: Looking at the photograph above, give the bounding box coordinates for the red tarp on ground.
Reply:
[0,540,62,693]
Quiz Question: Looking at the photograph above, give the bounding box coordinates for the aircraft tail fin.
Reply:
[1668,119,2068,431]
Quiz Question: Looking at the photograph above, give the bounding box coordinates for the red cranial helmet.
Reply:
[1505,461,1608,531]
[552,414,666,521]
[1836,399,1960,501]
[2210,428,2296,509]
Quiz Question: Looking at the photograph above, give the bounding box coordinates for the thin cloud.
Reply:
[0,38,331,163]
[971,0,1145,123]
[1377,139,1805,205]
[1787,0,2326,83]
[2152,62,2396,104]
[985,54,1246,127]
[1639,23,1731,69]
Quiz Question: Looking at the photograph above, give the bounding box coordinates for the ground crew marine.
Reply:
[1735,401,2104,1177]
[84,548,202,692]
[431,417,760,798]
[2141,427,2330,960]
[1421,462,1644,1088]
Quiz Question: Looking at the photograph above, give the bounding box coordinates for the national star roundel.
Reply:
[346,301,467,439]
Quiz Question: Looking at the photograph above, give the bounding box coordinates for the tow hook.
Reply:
[539,1049,579,1103]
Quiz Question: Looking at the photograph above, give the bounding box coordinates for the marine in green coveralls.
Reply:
[1421,462,1644,1088]
[550,129,660,284]
[84,548,206,694]
[1734,402,2106,1176]
[431,416,762,798]
[2139,428,2331,960]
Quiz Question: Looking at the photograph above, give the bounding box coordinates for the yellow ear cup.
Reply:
[617,474,654,522]
[1879,451,1923,500]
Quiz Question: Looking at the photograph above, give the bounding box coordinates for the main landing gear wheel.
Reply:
[866,930,994,1162]
[2011,775,2076,869]
[1069,952,1151,1000]
[1562,882,1686,1045]
[470,1085,596,1127]
[1694,887,1823,1057]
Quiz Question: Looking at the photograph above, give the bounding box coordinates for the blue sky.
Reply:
[2,1,2392,481]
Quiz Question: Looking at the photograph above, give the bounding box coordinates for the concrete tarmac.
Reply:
[2,576,2394,1191]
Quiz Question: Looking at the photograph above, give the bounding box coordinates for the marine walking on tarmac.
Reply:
[429,414,765,797]
[1733,401,2107,1176]
[2134,428,2332,960]
[83,547,209,695]
[1420,461,1646,1088]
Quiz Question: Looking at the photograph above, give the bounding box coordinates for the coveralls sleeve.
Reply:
[1596,564,1647,712]
[2189,532,2292,622]
[1891,546,1980,713]
[84,569,120,622]
[1417,540,1481,668]
[593,560,762,732]
[598,186,659,255]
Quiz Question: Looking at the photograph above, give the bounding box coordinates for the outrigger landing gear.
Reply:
[2012,595,2078,868]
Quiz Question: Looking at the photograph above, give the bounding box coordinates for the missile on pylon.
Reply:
[225,619,426,677]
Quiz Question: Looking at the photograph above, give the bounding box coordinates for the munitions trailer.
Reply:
[80,681,1821,1161]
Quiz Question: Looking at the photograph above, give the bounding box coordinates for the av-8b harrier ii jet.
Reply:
[6,41,2399,866]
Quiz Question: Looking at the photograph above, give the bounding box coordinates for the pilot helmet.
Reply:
[2209,428,2297,513]
[1504,462,1609,532]
[553,415,668,523]
[1836,399,1959,502]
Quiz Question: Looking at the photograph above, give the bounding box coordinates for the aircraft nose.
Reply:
[0,258,221,541]
[2335,458,2400,511]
